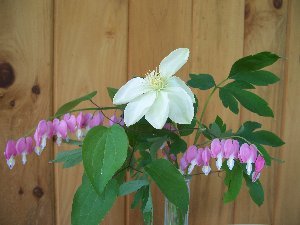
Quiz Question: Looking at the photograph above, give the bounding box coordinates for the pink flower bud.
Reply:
[4,140,17,169]
[224,139,239,170]
[239,143,258,175]
[252,155,265,182]
[109,114,124,126]
[16,137,34,165]
[211,139,223,170]
[34,120,53,155]
[63,113,77,133]
[53,118,68,146]
[87,112,104,130]
[76,112,92,139]
[202,147,211,175]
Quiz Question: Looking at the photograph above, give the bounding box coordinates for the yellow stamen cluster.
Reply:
[145,69,167,91]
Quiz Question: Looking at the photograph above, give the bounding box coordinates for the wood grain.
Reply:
[53,0,128,225]
[273,0,300,224]
[128,0,192,224]
[0,0,55,225]
[234,0,288,224]
[190,1,245,225]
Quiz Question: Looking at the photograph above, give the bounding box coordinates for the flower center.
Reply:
[145,70,167,90]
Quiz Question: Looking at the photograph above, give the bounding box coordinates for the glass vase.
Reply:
[164,177,191,225]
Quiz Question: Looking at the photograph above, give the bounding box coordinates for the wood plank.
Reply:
[273,0,300,224]
[127,0,192,224]
[53,0,128,224]
[190,1,244,225]
[0,0,55,224]
[233,0,288,224]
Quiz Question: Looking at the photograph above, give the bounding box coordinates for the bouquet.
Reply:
[3,48,284,225]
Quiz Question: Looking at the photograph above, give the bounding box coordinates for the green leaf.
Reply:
[71,175,118,225]
[215,116,226,133]
[51,148,82,168]
[193,95,199,115]
[231,70,280,86]
[243,174,264,206]
[169,137,187,155]
[107,87,118,101]
[223,80,255,89]
[229,52,280,77]
[63,139,82,146]
[226,88,274,117]
[223,163,243,203]
[145,159,189,214]
[131,187,145,209]
[55,91,97,117]
[141,186,153,225]
[237,121,262,136]
[251,130,285,147]
[119,180,149,196]
[187,74,216,90]
[256,144,271,166]
[177,118,197,136]
[219,88,239,114]
[82,125,129,194]
[148,136,167,159]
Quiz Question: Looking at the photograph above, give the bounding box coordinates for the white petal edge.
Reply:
[164,86,194,124]
[167,76,195,103]
[123,91,157,127]
[159,48,189,78]
[145,91,169,129]
[113,77,149,105]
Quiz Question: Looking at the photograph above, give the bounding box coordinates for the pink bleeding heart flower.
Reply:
[224,139,239,170]
[53,118,68,146]
[63,113,77,133]
[4,140,17,169]
[211,138,223,170]
[180,156,189,173]
[34,120,54,155]
[16,137,34,165]
[87,112,104,130]
[163,123,177,132]
[252,155,265,182]
[185,145,198,174]
[202,147,211,175]
[109,113,124,126]
[169,154,176,161]
[76,112,92,139]
[239,143,258,175]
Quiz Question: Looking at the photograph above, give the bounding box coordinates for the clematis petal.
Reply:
[113,77,149,105]
[164,87,194,124]
[124,91,157,127]
[167,76,195,103]
[159,48,190,78]
[145,91,169,129]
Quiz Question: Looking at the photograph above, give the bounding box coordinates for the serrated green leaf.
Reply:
[51,148,82,168]
[226,88,274,117]
[119,180,149,196]
[237,121,262,135]
[82,125,129,194]
[229,52,280,77]
[55,91,97,117]
[252,130,285,147]
[223,80,255,89]
[243,174,264,206]
[187,74,216,90]
[71,175,118,225]
[231,70,280,86]
[223,163,243,203]
[215,116,226,133]
[219,88,239,114]
[145,159,189,214]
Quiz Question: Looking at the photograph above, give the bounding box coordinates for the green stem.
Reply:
[193,79,228,144]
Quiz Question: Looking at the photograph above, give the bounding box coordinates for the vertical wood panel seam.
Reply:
[273,0,291,222]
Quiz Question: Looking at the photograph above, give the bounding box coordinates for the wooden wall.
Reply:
[0,0,299,225]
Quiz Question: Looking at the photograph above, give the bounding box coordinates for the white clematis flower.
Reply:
[113,48,195,129]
